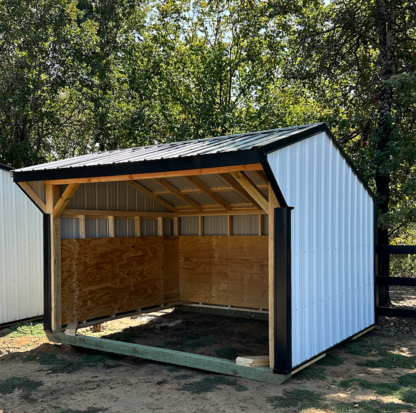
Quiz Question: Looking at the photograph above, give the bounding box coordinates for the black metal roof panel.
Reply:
[13,123,322,173]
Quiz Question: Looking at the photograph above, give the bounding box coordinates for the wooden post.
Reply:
[45,185,62,332]
[108,216,115,237]
[198,216,204,236]
[268,185,279,371]
[258,215,263,236]
[173,217,179,236]
[135,217,141,237]
[158,217,163,236]
[227,215,232,236]
[79,215,86,239]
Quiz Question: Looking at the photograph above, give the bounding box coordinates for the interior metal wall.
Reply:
[268,131,374,368]
[0,170,43,325]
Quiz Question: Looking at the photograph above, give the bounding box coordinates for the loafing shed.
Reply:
[12,122,376,383]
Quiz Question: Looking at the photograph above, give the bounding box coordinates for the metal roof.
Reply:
[0,163,13,172]
[14,123,322,173]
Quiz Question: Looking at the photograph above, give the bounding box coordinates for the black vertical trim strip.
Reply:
[273,207,293,374]
[374,202,379,323]
[261,161,287,207]
[43,214,52,332]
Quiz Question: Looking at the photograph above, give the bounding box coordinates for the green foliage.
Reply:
[0,377,43,394]
[333,400,413,413]
[179,376,231,394]
[7,321,46,338]
[292,367,326,381]
[316,353,346,367]
[267,389,328,410]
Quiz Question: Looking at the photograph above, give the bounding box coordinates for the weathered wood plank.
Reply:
[48,332,289,384]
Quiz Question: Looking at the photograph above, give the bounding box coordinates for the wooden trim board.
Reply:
[47,332,290,384]
[18,182,46,213]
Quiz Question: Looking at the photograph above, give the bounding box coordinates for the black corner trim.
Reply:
[0,163,13,172]
[376,245,416,254]
[261,161,287,207]
[13,150,264,182]
[262,123,376,203]
[43,214,52,332]
[374,202,379,322]
[273,207,293,374]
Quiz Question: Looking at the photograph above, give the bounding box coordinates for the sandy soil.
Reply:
[0,312,416,413]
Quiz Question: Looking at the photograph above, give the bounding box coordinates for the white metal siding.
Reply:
[267,132,374,368]
[0,170,43,325]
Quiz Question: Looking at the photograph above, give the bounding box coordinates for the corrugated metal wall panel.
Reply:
[140,219,157,236]
[61,218,80,239]
[180,217,198,235]
[203,216,227,235]
[27,181,46,203]
[115,219,135,237]
[85,219,109,238]
[232,215,259,235]
[0,170,43,325]
[267,131,374,368]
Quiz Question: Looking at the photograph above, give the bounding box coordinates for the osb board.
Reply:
[179,236,268,309]
[61,237,179,325]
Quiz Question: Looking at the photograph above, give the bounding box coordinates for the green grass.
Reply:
[332,400,412,413]
[0,377,43,394]
[337,373,416,404]
[316,353,346,366]
[234,385,248,392]
[267,389,328,410]
[341,340,390,357]
[357,354,416,370]
[7,321,46,338]
[173,374,194,380]
[292,366,326,380]
[180,376,232,394]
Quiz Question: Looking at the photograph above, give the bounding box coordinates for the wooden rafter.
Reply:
[230,172,268,213]
[254,170,269,184]
[53,183,80,218]
[154,178,203,212]
[153,185,268,196]
[219,173,262,209]
[43,164,263,185]
[127,180,177,213]
[18,182,46,213]
[184,176,231,211]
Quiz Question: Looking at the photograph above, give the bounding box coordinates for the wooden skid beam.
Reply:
[218,173,261,209]
[44,164,264,185]
[154,178,203,211]
[48,333,290,384]
[127,181,177,212]
[185,176,231,210]
[18,182,46,213]
[53,183,80,218]
[231,172,268,213]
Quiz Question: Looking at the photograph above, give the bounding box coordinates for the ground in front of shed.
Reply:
[1,313,416,413]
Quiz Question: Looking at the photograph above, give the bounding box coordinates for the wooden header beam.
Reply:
[43,164,263,186]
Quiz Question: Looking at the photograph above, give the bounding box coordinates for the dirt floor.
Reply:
[1,311,416,413]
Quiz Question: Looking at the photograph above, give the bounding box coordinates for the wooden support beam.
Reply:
[198,216,204,236]
[18,182,46,213]
[53,183,80,218]
[227,215,232,236]
[127,181,177,212]
[45,185,62,332]
[44,164,263,185]
[258,215,263,236]
[268,185,279,371]
[158,217,163,236]
[173,217,179,236]
[48,332,290,384]
[79,215,86,239]
[134,217,141,236]
[254,170,269,184]
[184,176,231,210]
[230,171,268,213]
[154,178,203,212]
[108,216,115,237]
[61,209,175,219]
[218,173,262,209]
[153,185,268,196]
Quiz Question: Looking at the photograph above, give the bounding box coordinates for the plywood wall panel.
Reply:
[163,236,180,302]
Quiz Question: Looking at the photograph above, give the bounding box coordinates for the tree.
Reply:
[287,0,416,303]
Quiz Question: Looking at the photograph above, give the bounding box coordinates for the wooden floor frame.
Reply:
[47,331,290,384]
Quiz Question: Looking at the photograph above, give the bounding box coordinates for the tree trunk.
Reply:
[376,0,396,307]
